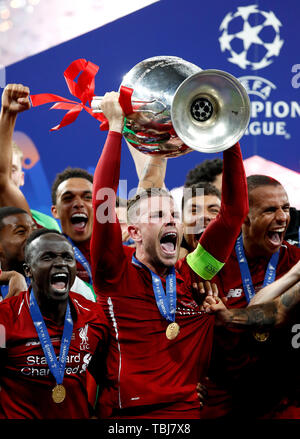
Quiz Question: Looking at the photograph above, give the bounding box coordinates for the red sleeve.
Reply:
[90,131,126,287]
[199,142,249,263]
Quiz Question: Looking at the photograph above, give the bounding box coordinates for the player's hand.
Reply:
[1,83,31,115]
[192,280,219,308]
[100,91,124,133]
[202,292,227,313]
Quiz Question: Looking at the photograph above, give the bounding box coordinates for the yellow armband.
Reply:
[186,243,225,280]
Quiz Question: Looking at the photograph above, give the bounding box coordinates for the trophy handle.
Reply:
[91,96,166,115]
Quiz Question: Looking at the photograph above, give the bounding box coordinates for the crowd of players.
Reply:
[0,84,299,419]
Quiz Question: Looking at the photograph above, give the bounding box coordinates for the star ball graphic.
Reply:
[219,4,284,70]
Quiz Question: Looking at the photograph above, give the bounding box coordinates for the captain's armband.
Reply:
[186,243,224,280]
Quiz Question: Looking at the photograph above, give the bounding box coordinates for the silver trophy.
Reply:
[91,56,250,157]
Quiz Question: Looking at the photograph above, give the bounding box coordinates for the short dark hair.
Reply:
[24,228,67,263]
[184,158,223,187]
[247,174,282,192]
[127,188,173,224]
[51,167,94,204]
[0,206,29,231]
[247,175,283,205]
[181,182,221,211]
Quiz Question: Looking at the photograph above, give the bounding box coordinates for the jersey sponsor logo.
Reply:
[79,324,89,351]
[21,353,83,377]
[226,288,243,298]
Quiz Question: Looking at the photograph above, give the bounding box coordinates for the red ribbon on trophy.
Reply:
[30,58,133,131]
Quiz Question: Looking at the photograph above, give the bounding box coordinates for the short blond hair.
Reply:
[12,141,23,162]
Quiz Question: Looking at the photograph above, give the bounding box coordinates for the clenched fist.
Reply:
[1,83,31,114]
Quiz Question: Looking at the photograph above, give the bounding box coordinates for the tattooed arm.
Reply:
[204,281,300,328]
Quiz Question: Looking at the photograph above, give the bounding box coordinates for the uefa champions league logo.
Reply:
[219,4,284,70]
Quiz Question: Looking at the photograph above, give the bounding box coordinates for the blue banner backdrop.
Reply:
[5,0,300,216]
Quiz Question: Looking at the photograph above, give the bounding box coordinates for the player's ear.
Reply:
[23,263,31,278]
[243,214,251,227]
[128,225,141,243]
[51,205,59,219]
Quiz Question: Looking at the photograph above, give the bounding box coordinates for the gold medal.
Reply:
[52,384,66,403]
[166,322,180,340]
[253,330,270,342]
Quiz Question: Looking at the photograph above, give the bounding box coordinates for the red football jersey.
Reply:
[219,241,300,308]
[0,290,108,419]
[90,132,248,418]
[201,242,300,419]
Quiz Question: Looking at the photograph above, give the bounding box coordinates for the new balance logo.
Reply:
[226,288,243,298]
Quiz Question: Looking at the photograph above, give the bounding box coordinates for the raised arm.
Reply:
[0,84,31,213]
[126,141,167,193]
[90,92,127,286]
[187,142,249,279]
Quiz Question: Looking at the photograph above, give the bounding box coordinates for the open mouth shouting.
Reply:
[266,227,286,247]
[160,231,178,257]
[50,272,69,294]
[70,212,88,233]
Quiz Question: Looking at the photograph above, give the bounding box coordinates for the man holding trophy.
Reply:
[90,56,250,418]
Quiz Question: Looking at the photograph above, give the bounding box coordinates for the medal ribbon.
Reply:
[65,236,92,285]
[235,234,280,303]
[29,290,73,386]
[30,58,134,131]
[132,254,177,323]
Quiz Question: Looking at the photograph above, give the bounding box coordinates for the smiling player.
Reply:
[51,167,94,286]
[0,229,108,418]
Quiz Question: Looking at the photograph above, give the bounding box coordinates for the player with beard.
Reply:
[199,175,300,419]
[90,91,248,419]
[0,228,108,418]
[127,144,222,258]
